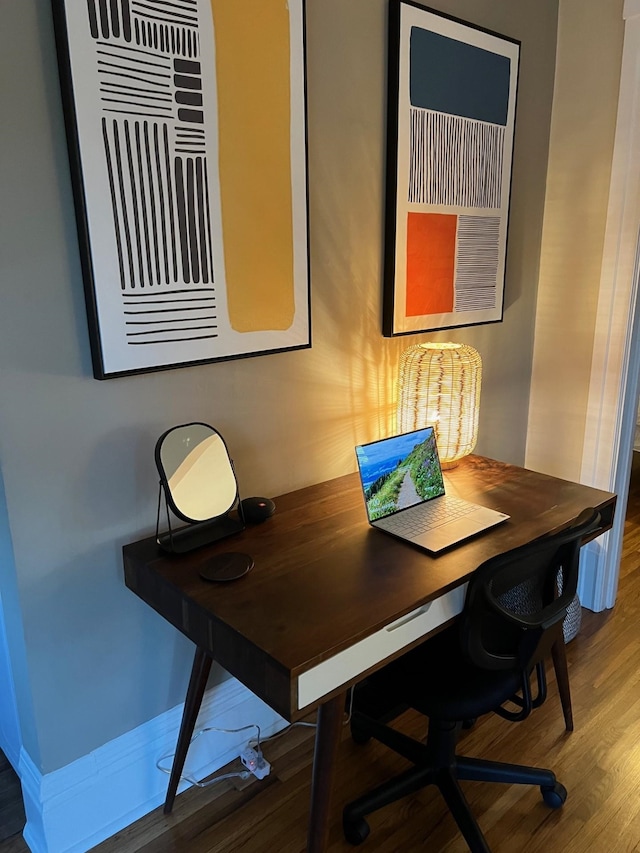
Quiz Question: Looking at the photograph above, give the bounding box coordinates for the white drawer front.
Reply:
[297,584,467,709]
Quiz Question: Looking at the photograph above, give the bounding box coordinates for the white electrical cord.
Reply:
[345,686,355,724]
[246,720,316,751]
[156,719,321,790]
[156,723,262,789]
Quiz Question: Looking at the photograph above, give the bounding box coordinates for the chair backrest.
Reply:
[460,508,601,673]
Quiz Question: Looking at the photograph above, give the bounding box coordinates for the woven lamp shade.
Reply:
[396,342,482,468]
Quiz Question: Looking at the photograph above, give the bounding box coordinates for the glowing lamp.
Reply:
[396,342,482,469]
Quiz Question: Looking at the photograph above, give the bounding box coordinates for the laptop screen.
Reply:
[355,427,446,522]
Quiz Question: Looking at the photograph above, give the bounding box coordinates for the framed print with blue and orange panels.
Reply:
[383,1,520,336]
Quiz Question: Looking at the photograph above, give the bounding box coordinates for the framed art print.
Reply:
[52,0,310,378]
[383,1,520,336]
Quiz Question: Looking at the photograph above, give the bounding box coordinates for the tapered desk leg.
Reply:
[551,635,573,732]
[164,646,213,814]
[307,692,346,853]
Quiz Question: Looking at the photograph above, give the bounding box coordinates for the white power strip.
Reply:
[240,747,271,780]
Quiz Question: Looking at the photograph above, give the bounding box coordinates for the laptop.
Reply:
[355,426,509,553]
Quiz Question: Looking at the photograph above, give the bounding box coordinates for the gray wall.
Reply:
[527,0,624,480]
[0,0,558,774]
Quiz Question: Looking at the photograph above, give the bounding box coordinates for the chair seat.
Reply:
[362,626,524,722]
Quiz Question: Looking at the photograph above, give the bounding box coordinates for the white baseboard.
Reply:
[18,678,287,853]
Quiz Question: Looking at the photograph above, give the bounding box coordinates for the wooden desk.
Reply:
[123,456,616,852]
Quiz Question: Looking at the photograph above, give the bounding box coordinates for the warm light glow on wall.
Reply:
[396,342,482,468]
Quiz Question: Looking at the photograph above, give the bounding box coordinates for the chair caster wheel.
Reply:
[343,812,370,845]
[541,781,567,808]
[462,717,477,730]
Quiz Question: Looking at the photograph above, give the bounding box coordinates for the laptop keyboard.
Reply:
[377,496,476,535]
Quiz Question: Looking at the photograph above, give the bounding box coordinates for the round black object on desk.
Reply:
[199,552,254,582]
[240,496,276,523]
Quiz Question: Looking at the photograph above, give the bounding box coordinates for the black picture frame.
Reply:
[52,0,311,379]
[383,1,520,337]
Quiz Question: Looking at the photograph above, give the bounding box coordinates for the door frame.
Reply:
[579,0,640,610]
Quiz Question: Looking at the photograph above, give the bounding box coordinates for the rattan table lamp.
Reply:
[396,342,482,469]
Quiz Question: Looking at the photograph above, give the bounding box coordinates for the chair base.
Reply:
[343,713,567,852]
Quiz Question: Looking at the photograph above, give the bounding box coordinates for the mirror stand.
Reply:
[155,481,245,554]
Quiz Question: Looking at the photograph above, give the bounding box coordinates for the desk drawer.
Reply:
[297,584,467,709]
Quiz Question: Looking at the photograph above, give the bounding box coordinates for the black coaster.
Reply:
[199,552,254,582]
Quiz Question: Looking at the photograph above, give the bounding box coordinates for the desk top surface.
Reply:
[123,456,615,717]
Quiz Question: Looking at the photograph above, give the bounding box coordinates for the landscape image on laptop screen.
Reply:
[356,427,445,521]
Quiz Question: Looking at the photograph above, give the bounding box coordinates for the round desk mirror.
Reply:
[155,423,244,553]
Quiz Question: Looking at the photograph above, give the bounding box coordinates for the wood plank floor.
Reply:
[4,461,640,853]
[0,752,25,848]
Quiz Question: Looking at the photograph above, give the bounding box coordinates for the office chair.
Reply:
[342,508,601,853]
